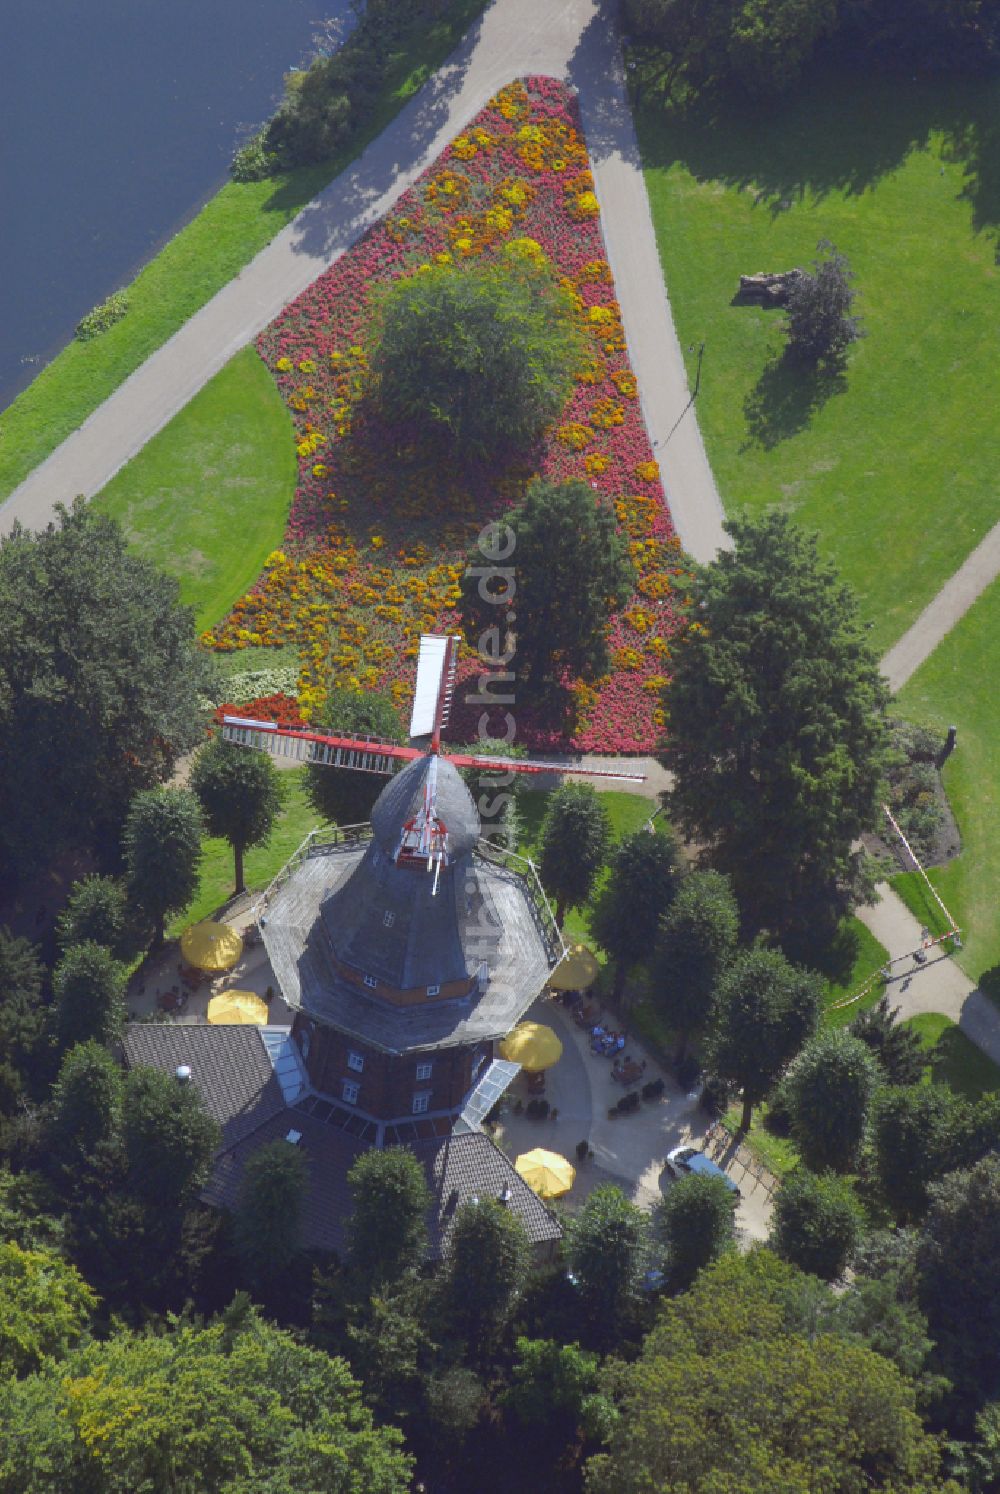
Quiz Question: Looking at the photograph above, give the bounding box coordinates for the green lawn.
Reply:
[170,768,330,934]
[893,574,1000,984]
[816,917,888,1027]
[636,68,1000,654]
[905,1012,1000,1099]
[92,348,295,633]
[0,0,489,500]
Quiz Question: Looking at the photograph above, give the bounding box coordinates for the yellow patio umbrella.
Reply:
[499,1021,563,1072]
[515,1148,576,1199]
[180,920,243,972]
[548,942,600,992]
[207,990,269,1026]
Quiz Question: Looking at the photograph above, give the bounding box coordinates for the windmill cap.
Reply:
[370,754,480,858]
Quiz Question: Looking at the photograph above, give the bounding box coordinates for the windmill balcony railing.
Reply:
[253,822,372,928]
[475,839,566,968]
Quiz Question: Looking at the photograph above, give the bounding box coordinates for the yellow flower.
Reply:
[635,460,660,482]
[572,191,600,219]
[275,357,293,372]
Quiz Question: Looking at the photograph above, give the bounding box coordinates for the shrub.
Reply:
[75,291,129,341]
[230,128,280,183]
[784,240,863,367]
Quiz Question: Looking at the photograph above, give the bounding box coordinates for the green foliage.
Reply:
[539,782,612,926]
[373,254,584,463]
[505,1336,602,1428]
[345,1276,434,1424]
[884,718,948,867]
[591,826,679,997]
[48,1042,123,1163]
[230,127,279,182]
[851,995,927,1086]
[233,1138,308,1292]
[917,1154,1000,1414]
[191,735,282,894]
[770,1167,865,1280]
[0,1306,412,1491]
[651,868,739,1060]
[122,1066,219,1212]
[439,1199,529,1353]
[784,1028,880,1171]
[123,787,203,947]
[0,929,48,1115]
[74,290,129,341]
[705,943,823,1129]
[655,1171,737,1288]
[0,1241,96,1377]
[0,503,212,884]
[624,0,836,97]
[463,477,635,690]
[457,737,525,851]
[586,1249,949,1492]
[424,1365,485,1442]
[55,875,145,963]
[662,512,889,936]
[565,1185,649,1343]
[346,1147,431,1287]
[784,240,864,367]
[305,687,405,828]
[52,943,126,1052]
[869,1083,1000,1221]
[824,1270,936,1393]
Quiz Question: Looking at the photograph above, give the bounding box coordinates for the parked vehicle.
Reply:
[665,1144,741,1197]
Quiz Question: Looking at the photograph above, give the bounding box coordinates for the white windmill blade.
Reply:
[409,633,460,745]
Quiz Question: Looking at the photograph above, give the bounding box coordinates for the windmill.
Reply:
[222,634,645,895]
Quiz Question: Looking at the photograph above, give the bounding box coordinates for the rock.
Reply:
[737,270,805,307]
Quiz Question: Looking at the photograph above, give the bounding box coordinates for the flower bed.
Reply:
[204,77,692,752]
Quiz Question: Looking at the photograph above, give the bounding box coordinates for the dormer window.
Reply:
[363,974,378,989]
[347,1051,364,1073]
[426,983,441,997]
[383,911,395,928]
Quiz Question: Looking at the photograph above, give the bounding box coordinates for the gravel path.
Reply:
[0,0,726,562]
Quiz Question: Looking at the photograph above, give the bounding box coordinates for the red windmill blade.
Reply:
[221,633,646,785]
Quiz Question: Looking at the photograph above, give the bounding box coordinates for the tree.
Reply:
[0,1241,96,1378]
[872,1084,972,1222]
[651,869,739,1062]
[462,478,635,692]
[233,1138,308,1294]
[305,687,404,830]
[122,1066,219,1212]
[705,944,822,1131]
[655,1172,736,1288]
[585,1250,951,1493]
[851,994,927,1086]
[439,1198,529,1356]
[122,787,203,949]
[565,1185,649,1344]
[784,240,864,367]
[52,942,126,1051]
[0,1306,412,1492]
[505,1336,602,1430]
[592,828,679,1000]
[372,250,584,463]
[726,0,837,96]
[538,783,612,927]
[55,874,146,962]
[345,1276,434,1425]
[784,1028,880,1172]
[458,736,526,851]
[917,1155,1000,1414]
[0,928,48,1114]
[770,1167,865,1281]
[191,735,282,894]
[0,502,212,884]
[346,1147,431,1288]
[662,511,889,935]
[48,1041,123,1163]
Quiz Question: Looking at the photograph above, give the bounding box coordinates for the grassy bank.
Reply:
[636,68,1000,654]
[0,0,489,501]
[905,1012,1000,1099]
[93,348,295,633]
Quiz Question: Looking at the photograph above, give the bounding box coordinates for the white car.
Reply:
[666,1144,741,1197]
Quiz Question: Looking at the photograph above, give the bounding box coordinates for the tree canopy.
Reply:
[651,868,739,1062]
[784,1027,880,1172]
[591,826,679,999]
[48,1041,123,1164]
[0,502,212,884]
[305,687,404,829]
[191,736,282,894]
[372,250,584,463]
[0,1241,96,1378]
[785,240,864,367]
[122,787,203,948]
[462,478,635,693]
[0,928,48,1116]
[770,1167,865,1281]
[661,512,889,934]
[55,874,146,963]
[439,1199,529,1355]
[705,943,822,1130]
[52,942,127,1052]
[233,1138,308,1295]
[539,782,612,927]
[655,1171,736,1288]
[565,1185,649,1344]
[122,1066,219,1212]
[346,1147,431,1288]
[586,1249,951,1493]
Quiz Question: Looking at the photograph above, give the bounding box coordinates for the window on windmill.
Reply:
[412,1091,431,1115]
[416,1061,433,1081]
[343,1080,360,1105]
[383,911,395,928]
[347,1051,364,1073]
[363,974,378,989]
[426,983,441,997]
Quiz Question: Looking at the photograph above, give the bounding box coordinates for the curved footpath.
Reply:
[0,0,726,563]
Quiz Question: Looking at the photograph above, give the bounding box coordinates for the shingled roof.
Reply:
[122,1024,286,1147]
